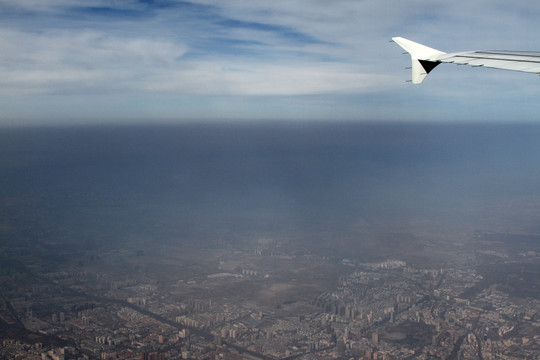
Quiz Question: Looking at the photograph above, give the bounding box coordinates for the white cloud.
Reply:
[0,29,189,95]
[140,62,391,96]
[0,29,187,67]
[0,27,392,97]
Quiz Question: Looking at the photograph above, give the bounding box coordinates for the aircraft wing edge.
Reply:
[392,37,540,84]
[437,51,540,74]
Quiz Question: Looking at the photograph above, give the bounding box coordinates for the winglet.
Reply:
[392,37,445,84]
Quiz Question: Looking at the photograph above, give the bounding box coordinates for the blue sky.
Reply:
[1,0,540,125]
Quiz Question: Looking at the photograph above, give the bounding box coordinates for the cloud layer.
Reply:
[1,0,540,123]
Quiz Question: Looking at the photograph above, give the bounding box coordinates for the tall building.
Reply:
[371,332,378,345]
[82,316,90,326]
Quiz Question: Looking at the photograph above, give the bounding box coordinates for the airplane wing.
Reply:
[392,37,540,84]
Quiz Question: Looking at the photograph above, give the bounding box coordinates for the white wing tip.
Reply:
[393,37,445,84]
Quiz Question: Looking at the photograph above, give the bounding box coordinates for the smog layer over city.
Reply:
[1,122,540,360]
[2,1,540,360]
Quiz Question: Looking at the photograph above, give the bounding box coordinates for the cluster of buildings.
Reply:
[0,241,539,360]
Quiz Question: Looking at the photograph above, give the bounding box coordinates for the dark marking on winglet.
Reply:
[418,60,441,74]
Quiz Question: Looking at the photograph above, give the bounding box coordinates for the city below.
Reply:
[1,228,539,360]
